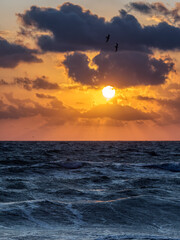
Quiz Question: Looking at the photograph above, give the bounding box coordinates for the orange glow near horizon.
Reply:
[0,0,180,140]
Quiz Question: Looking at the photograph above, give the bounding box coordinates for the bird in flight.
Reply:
[106,34,110,43]
[115,43,119,52]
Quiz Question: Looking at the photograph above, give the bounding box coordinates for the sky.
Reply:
[0,0,180,140]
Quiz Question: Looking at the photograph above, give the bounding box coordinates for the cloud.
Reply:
[63,51,175,88]
[14,76,60,90]
[4,92,180,126]
[127,2,153,14]
[83,104,158,121]
[0,79,9,86]
[155,96,180,125]
[18,3,180,52]
[36,93,56,99]
[166,83,180,91]
[0,93,79,125]
[63,53,96,85]
[0,37,42,68]
[0,92,160,125]
[137,96,156,101]
[127,2,180,24]
[156,96,180,112]
[137,94,180,111]
[136,93,180,125]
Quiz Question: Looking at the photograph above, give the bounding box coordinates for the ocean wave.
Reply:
[0,141,180,238]
[95,235,180,240]
[0,195,180,229]
[144,163,180,172]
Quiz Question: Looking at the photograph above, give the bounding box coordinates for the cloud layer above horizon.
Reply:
[1,1,180,138]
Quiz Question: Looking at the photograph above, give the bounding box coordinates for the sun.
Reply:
[102,86,115,99]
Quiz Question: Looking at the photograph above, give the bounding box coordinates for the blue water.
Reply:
[0,141,180,240]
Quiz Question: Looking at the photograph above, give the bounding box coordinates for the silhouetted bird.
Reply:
[115,43,119,52]
[106,34,110,43]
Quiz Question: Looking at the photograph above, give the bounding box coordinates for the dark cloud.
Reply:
[0,37,42,68]
[63,51,175,88]
[18,3,180,52]
[63,53,96,85]
[83,104,158,121]
[14,76,60,90]
[128,2,180,24]
[32,77,60,90]
[128,2,153,14]
[14,77,32,91]
[36,93,56,99]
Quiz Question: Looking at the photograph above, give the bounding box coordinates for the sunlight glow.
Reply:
[102,86,115,99]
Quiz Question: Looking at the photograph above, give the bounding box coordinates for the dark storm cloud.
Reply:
[63,51,175,88]
[128,2,180,24]
[14,76,60,90]
[36,93,56,99]
[0,37,42,68]
[83,104,158,121]
[18,3,180,52]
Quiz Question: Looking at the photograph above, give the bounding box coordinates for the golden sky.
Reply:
[0,0,180,140]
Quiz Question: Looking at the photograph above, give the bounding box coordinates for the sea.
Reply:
[0,141,180,240]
